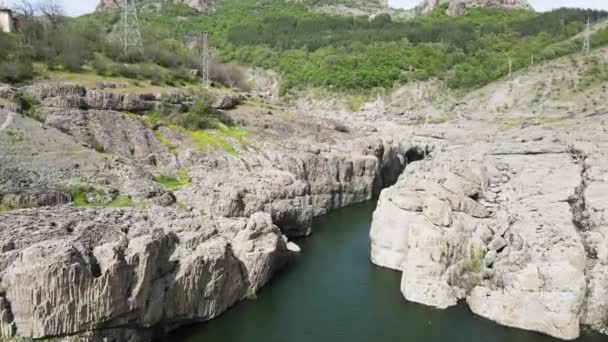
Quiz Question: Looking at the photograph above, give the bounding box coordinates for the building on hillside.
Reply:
[0,7,15,33]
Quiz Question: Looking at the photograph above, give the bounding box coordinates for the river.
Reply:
[172,201,605,342]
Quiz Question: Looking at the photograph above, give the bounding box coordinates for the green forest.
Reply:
[2,0,608,93]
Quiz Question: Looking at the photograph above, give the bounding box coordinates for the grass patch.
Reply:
[144,112,164,128]
[0,204,15,213]
[173,125,250,157]
[245,288,258,300]
[154,169,191,191]
[188,129,239,156]
[465,247,484,274]
[107,196,134,208]
[428,113,456,124]
[39,68,183,94]
[345,94,368,112]
[218,124,250,147]
[154,131,176,151]
[39,67,131,86]
[101,83,178,95]
[70,187,133,208]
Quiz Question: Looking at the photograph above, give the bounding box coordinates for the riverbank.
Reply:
[172,201,607,342]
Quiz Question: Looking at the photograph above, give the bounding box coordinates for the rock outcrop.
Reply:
[23,82,191,113]
[96,0,215,12]
[371,136,608,340]
[419,0,532,16]
[179,137,426,237]
[0,77,429,340]
[0,207,289,339]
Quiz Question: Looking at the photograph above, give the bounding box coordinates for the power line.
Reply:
[120,0,144,58]
[583,18,591,54]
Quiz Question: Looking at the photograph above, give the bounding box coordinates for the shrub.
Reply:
[56,31,88,71]
[92,53,112,75]
[0,33,34,83]
[112,64,139,79]
[0,61,34,83]
[171,93,233,130]
[209,62,247,89]
[137,64,163,84]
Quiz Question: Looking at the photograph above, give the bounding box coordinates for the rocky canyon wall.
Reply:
[370,135,608,340]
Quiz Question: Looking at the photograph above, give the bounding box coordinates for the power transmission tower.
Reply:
[195,32,217,88]
[583,18,591,54]
[120,0,144,58]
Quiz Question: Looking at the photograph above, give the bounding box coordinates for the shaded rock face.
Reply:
[420,0,532,16]
[370,140,608,340]
[23,82,192,113]
[0,207,288,339]
[180,138,427,237]
[96,0,215,12]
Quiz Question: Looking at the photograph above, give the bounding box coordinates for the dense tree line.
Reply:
[2,0,607,92]
[215,3,608,90]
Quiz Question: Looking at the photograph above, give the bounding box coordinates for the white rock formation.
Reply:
[0,207,290,339]
[96,0,215,12]
[371,140,608,340]
[420,0,532,16]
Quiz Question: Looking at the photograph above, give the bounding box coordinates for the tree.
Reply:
[12,0,35,18]
[37,0,64,24]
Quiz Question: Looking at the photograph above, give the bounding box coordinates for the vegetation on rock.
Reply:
[1,0,607,93]
[155,169,192,191]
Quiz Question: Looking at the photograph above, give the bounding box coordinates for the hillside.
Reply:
[2,0,608,97]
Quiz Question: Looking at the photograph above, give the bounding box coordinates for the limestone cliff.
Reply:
[419,0,532,16]
[0,78,427,340]
[370,124,608,340]
[96,0,215,12]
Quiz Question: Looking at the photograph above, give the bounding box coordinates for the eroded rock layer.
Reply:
[0,208,286,339]
[0,79,428,340]
[371,137,608,340]
[420,0,532,16]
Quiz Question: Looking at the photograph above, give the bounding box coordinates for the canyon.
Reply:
[0,1,607,341]
[1,55,608,340]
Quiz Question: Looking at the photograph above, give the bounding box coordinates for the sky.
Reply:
[388,0,608,11]
[3,0,608,17]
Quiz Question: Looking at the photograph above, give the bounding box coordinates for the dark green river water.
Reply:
[173,201,605,342]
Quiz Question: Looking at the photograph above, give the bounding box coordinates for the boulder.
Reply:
[211,92,243,109]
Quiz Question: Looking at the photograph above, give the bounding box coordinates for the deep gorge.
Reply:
[170,201,607,342]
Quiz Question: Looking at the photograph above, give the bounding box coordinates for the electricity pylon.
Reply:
[120,0,144,58]
[195,32,216,88]
[583,18,591,54]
